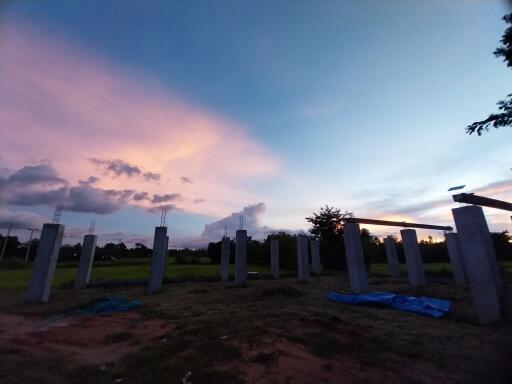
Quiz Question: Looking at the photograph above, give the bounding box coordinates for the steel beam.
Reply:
[343,218,452,231]
[452,193,512,212]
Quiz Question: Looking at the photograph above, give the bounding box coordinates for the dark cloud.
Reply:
[90,158,161,182]
[65,184,126,214]
[90,158,142,178]
[0,164,68,207]
[103,189,135,202]
[193,198,205,204]
[180,176,193,184]
[4,187,68,206]
[151,193,183,204]
[0,164,67,187]
[143,172,161,182]
[78,176,100,185]
[133,191,150,201]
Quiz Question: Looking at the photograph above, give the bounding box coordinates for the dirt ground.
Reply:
[1,272,511,384]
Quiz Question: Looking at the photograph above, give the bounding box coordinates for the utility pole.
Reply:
[0,223,13,261]
[24,228,38,263]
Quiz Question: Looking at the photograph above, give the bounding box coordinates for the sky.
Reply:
[1,0,511,248]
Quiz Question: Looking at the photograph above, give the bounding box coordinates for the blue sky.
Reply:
[1,0,511,246]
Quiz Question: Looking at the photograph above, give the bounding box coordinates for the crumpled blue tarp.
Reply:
[328,291,451,318]
[71,296,142,316]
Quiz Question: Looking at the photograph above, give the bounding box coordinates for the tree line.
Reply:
[1,206,511,267]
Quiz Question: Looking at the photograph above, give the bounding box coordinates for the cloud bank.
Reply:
[0,20,279,219]
[200,202,282,242]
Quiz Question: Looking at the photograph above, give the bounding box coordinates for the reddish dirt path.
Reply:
[1,312,174,366]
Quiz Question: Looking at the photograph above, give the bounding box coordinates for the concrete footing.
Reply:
[74,234,98,289]
[26,223,65,303]
[220,236,230,282]
[270,239,279,279]
[445,233,467,285]
[297,234,310,281]
[343,223,368,293]
[383,236,400,278]
[400,229,426,287]
[452,206,503,324]
[235,230,247,285]
[310,239,322,275]
[148,226,168,294]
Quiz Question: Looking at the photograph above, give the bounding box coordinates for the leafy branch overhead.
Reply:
[466,13,512,136]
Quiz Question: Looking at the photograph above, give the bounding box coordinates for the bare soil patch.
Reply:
[1,272,511,384]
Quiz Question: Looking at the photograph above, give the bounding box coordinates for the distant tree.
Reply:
[58,243,81,262]
[467,13,512,135]
[266,232,297,270]
[169,248,209,264]
[491,230,512,260]
[207,240,222,264]
[306,206,353,270]
[360,228,380,267]
[0,234,21,259]
[102,242,119,259]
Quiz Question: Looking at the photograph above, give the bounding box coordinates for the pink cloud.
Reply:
[0,20,279,216]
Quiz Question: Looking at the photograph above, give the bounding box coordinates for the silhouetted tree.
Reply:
[306,206,353,270]
[467,13,512,135]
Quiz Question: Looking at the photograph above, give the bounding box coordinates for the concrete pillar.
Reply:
[445,233,467,285]
[235,230,247,285]
[26,223,65,303]
[400,229,426,287]
[148,226,168,294]
[452,206,503,324]
[310,239,322,275]
[344,223,368,293]
[220,236,230,282]
[270,239,279,279]
[74,234,98,289]
[163,235,169,277]
[296,234,310,281]
[383,236,400,278]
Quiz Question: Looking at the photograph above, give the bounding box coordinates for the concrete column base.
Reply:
[148,226,168,294]
[235,230,247,285]
[270,239,279,279]
[310,239,322,275]
[445,233,467,285]
[344,223,368,293]
[400,229,426,287]
[297,234,310,282]
[452,206,503,324]
[383,236,400,278]
[74,234,98,289]
[220,236,230,282]
[26,223,65,303]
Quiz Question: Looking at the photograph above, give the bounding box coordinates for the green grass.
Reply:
[1,259,511,290]
[370,262,454,276]
[0,259,270,290]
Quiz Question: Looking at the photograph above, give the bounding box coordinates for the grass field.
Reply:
[0,259,270,290]
[2,258,511,290]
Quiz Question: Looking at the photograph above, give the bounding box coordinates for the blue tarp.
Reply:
[328,291,451,318]
[71,296,143,316]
